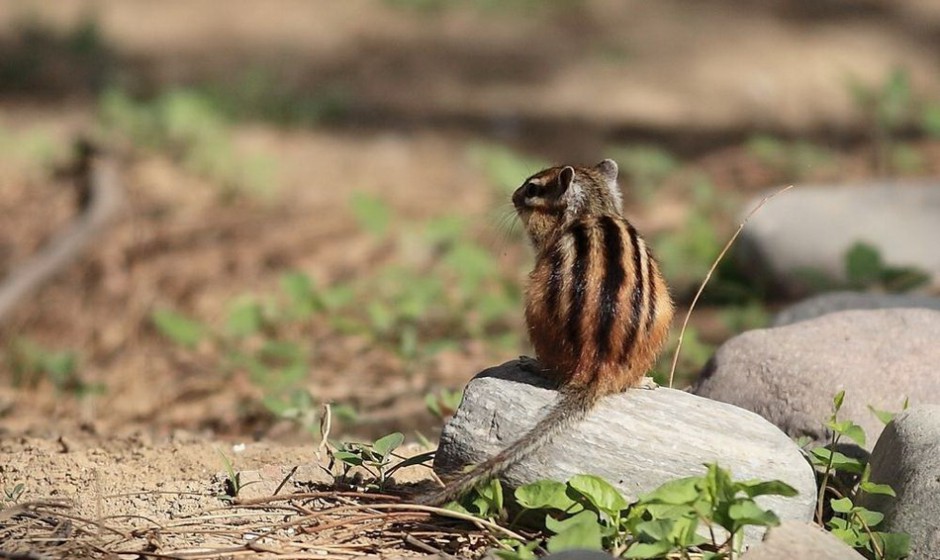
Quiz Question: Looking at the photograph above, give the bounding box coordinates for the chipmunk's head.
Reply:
[512,159,622,250]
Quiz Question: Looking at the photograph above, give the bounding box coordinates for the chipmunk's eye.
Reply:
[524,182,539,198]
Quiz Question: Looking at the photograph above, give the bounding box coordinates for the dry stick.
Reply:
[403,533,459,560]
[0,146,123,324]
[668,185,795,389]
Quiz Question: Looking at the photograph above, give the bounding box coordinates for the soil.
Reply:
[1,1,939,557]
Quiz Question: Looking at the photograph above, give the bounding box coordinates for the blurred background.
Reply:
[1,0,939,444]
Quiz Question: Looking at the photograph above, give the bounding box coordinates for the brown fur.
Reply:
[417,159,673,506]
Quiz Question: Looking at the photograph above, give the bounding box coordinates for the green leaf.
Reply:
[332,451,363,467]
[874,531,911,560]
[515,480,578,511]
[225,299,263,337]
[830,497,854,513]
[281,272,320,317]
[859,481,896,497]
[624,541,675,559]
[568,474,628,514]
[811,448,865,474]
[640,476,700,505]
[470,477,504,517]
[728,499,780,530]
[151,309,206,348]
[737,479,799,498]
[868,404,897,426]
[372,432,404,458]
[854,507,884,527]
[845,243,883,286]
[832,390,846,413]
[545,511,603,552]
[826,419,866,447]
[349,192,390,237]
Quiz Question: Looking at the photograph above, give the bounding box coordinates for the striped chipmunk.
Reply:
[418,159,674,506]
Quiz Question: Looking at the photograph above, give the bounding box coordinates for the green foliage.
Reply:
[848,68,924,175]
[202,67,350,127]
[844,242,930,293]
[216,449,257,502]
[607,145,679,202]
[149,272,344,435]
[806,391,910,560]
[330,432,432,490]
[425,388,463,420]
[746,135,833,180]
[5,338,101,396]
[151,309,207,348]
[98,88,277,198]
[338,194,522,359]
[3,483,26,505]
[459,467,795,558]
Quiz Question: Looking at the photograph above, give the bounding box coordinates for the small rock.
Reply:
[772,291,940,327]
[735,182,940,297]
[692,308,940,448]
[435,360,816,548]
[858,406,940,560]
[740,521,866,559]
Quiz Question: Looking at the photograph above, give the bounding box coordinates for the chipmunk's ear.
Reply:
[558,166,575,193]
[594,159,619,183]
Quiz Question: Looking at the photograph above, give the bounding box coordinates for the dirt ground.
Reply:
[2,1,940,557]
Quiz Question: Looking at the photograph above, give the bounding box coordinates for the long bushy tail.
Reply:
[416,383,601,506]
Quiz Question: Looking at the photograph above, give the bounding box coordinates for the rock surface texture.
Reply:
[691,308,940,448]
[435,360,816,547]
[772,291,940,327]
[739,521,866,559]
[735,182,940,297]
[858,406,940,560]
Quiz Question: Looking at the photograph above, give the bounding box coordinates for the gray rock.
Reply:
[858,406,940,560]
[735,182,940,297]
[435,360,816,548]
[740,521,866,559]
[692,308,940,448]
[772,291,940,327]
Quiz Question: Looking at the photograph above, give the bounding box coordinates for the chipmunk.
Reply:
[417,159,674,507]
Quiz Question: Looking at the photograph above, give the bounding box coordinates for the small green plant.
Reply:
[216,449,256,502]
[5,339,101,396]
[454,466,795,559]
[806,391,910,560]
[331,432,432,491]
[3,483,25,505]
[848,68,917,175]
[98,88,277,198]
[844,242,930,293]
[745,135,833,180]
[426,388,463,420]
[149,272,335,434]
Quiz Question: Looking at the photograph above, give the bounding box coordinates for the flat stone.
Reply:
[858,406,940,560]
[735,182,940,297]
[772,291,940,327]
[435,360,816,548]
[740,521,865,559]
[692,309,940,448]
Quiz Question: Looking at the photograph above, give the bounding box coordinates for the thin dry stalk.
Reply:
[668,185,795,388]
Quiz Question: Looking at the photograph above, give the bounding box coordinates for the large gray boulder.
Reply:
[735,182,940,297]
[692,308,940,448]
[858,406,940,560]
[772,291,940,327]
[435,360,817,547]
[740,521,865,559]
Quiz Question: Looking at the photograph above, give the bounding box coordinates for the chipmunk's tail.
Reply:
[415,383,601,507]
